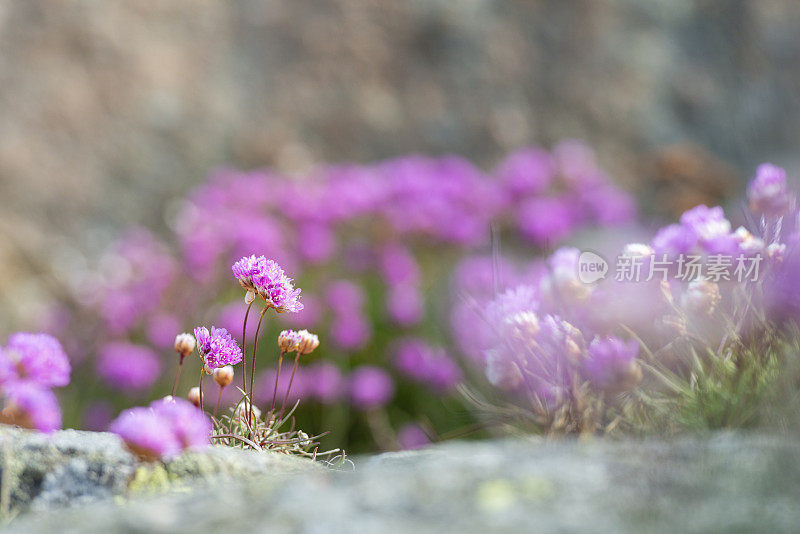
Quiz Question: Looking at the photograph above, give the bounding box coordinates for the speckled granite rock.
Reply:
[0,426,321,517]
[7,433,800,533]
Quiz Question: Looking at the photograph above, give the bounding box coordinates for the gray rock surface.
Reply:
[0,426,321,518]
[7,432,800,533]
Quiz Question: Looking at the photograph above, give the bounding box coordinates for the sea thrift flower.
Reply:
[394,339,462,392]
[496,147,554,196]
[146,314,181,349]
[231,254,267,302]
[174,333,196,358]
[541,248,591,303]
[585,336,641,390]
[250,258,303,312]
[386,285,424,326]
[330,315,372,350]
[2,332,70,388]
[109,406,182,461]
[349,366,395,410]
[278,330,302,352]
[651,224,698,258]
[194,326,243,369]
[0,382,62,433]
[150,397,212,451]
[679,205,731,244]
[748,163,791,217]
[97,342,161,392]
[517,196,577,246]
[308,362,345,404]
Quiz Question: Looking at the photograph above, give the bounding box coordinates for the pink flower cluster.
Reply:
[109,396,212,460]
[456,161,797,403]
[0,333,70,433]
[43,141,634,441]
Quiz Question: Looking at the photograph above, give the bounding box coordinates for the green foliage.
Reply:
[633,327,800,434]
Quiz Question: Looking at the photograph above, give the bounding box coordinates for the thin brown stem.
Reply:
[271,351,285,413]
[198,365,205,413]
[248,306,269,424]
[280,352,302,415]
[171,355,185,397]
[214,386,223,417]
[241,300,254,397]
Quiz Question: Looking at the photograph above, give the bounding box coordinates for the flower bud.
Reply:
[187,386,202,408]
[245,290,256,305]
[278,330,301,352]
[296,330,319,355]
[213,365,234,388]
[681,278,721,316]
[174,333,195,358]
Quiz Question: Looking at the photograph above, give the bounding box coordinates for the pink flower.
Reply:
[1,382,62,433]
[2,332,70,388]
[109,397,211,460]
[97,342,161,393]
[193,326,243,369]
[349,366,394,410]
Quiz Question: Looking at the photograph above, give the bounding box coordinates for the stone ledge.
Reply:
[0,426,322,517]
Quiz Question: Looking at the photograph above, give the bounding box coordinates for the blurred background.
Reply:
[1,0,800,451]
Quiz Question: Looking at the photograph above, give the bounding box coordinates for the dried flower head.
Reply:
[681,278,722,316]
[503,311,541,346]
[296,330,320,355]
[193,326,243,369]
[485,348,524,390]
[213,365,234,388]
[278,329,302,352]
[173,333,195,358]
